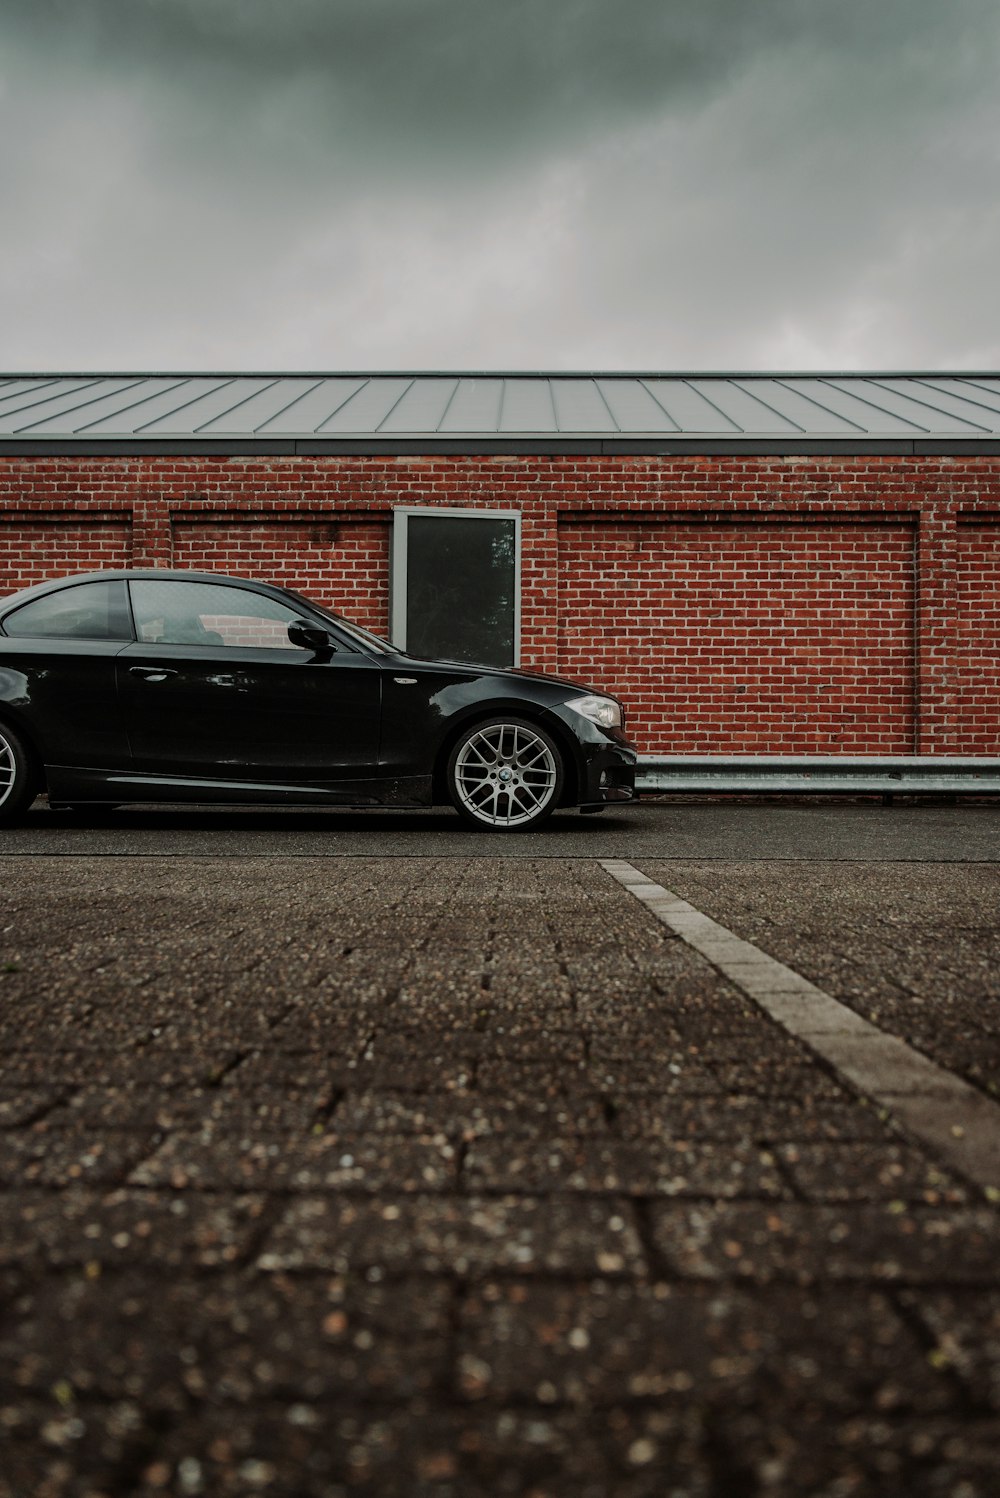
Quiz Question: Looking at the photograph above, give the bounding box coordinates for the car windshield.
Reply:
[281,589,395,655]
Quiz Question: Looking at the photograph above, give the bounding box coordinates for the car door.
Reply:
[117,577,381,785]
[0,578,133,774]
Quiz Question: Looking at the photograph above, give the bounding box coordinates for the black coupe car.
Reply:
[0,570,636,831]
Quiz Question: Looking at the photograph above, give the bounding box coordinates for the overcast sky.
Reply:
[2,0,999,372]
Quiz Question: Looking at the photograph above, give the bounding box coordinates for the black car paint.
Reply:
[0,570,636,812]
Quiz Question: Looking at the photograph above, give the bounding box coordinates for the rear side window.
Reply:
[1,580,132,641]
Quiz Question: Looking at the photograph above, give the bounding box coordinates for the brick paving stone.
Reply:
[703,1059,857,1100]
[611,1094,900,1143]
[1,1271,452,1406]
[0,1088,64,1127]
[257,1194,645,1277]
[667,1037,821,1064]
[182,1275,451,1404]
[704,1411,1000,1498]
[585,1005,767,1038]
[650,1202,1000,1283]
[41,1085,329,1133]
[0,1047,243,1090]
[899,1289,1000,1408]
[0,1127,157,1188]
[585,1030,791,1063]
[484,980,578,1019]
[475,1059,608,1099]
[0,991,273,1051]
[776,1142,970,1204]
[0,1189,268,1268]
[584,974,756,1005]
[130,1132,458,1192]
[333,1090,611,1139]
[476,1013,590,1043]
[497,1056,718,1099]
[567,973,738,1021]
[587,1056,850,1099]
[456,1280,955,1412]
[464,1137,789,1198]
[0,1399,150,1498]
[3,1273,199,1410]
[219,1051,358,1099]
[241,1012,375,1052]
[330,1060,482,1099]
[120,1404,711,1498]
[410,951,572,983]
[363,1026,589,1065]
[583,1025,689,1055]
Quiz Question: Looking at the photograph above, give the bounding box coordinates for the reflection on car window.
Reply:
[288,593,391,653]
[2,580,132,641]
[320,613,393,654]
[130,580,307,650]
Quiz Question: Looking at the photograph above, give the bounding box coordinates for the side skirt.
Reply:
[44,766,434,808]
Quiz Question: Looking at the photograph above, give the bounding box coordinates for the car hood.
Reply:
[388,652,604,697]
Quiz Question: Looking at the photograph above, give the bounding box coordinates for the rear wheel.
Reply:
[447,717,564,832]
[0,723,36,828]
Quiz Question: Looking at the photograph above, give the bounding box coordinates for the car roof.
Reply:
[0,568,299,614]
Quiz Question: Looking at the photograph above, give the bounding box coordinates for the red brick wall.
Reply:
[0,515,132,589]
[956,520,1000,754]
[557,518,916,753]
[172,516,390,637]
[1,453,998,755]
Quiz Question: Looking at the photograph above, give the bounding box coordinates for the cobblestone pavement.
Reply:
[1,849,999,1496]
[653,862,1000,1100]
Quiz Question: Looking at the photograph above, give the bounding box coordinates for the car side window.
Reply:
[1,580,132,640]
[129,579,308,650]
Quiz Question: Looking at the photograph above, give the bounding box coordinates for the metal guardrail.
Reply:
[636,755,1000,795]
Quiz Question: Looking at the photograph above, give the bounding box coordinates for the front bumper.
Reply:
[546,702,636,807]
[576,734,638,805]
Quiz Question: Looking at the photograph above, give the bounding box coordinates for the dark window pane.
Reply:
[2,580,131,640]
[405,516,516,666]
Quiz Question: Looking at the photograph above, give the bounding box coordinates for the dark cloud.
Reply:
[0,0,998,369]
[4,0,990,166]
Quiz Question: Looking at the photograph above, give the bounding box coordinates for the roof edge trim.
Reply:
[3,437,1000,458]
[3,370,1000,382]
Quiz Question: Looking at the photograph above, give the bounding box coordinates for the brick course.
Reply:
[1,453,998,754]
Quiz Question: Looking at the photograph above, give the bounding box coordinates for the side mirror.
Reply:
[288,619,337,653]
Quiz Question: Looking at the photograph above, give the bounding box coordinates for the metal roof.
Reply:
[2,373,1000,454]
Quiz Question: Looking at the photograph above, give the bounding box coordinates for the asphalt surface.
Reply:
[1,805,999,1496]
[2,796,999,860]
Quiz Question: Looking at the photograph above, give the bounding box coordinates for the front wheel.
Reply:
[0,723,37,828]
[447,717,564,832]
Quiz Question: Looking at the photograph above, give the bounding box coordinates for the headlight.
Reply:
[564,694,623,729]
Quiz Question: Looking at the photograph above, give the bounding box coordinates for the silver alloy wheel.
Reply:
[452,721,559,829]
[0,721,34,827]
[0,729,14,811]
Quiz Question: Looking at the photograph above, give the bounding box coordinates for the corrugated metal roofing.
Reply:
[2,373,1000,448]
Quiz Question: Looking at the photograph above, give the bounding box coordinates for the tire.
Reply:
[0,722,37,828]
[447,716,564,832]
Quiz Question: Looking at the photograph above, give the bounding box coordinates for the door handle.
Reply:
[129,666,178,683]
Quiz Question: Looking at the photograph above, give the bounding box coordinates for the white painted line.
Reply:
[602,860,1000,1195]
